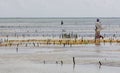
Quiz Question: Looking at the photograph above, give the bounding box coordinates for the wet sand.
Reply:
[0,44,120,73]
[0,63,120,73]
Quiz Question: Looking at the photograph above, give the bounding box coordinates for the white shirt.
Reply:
[95,22,102,31]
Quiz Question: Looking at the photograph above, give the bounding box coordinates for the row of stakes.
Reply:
[15,47,103,69]
[43,57,102,69]
[10,39,117,48]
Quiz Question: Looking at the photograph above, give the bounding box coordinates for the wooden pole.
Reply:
[61,61,63,65]
[16,47,18,53]
[56,61,58,64]
[99,61,102,69]
[73,57,75,65]
[44,60,45,64]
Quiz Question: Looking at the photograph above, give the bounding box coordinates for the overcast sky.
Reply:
[0,0,120,17]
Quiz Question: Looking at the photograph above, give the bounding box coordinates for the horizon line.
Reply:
[0,17,120,19]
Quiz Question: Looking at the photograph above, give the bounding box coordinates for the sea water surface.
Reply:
[0,18,120,73]
[0,17,120,38]
[0,44,120,73]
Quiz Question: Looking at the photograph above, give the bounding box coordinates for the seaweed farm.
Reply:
[0,18,120,45]
[0,18,120,73]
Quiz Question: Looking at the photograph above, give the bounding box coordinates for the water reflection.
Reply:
[95,45,102,53]
[73,64,75,70]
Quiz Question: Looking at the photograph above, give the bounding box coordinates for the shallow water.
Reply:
[0,18,120,72]
[0,43,120,73]
[0,63,120,73]
[0,18,120,38]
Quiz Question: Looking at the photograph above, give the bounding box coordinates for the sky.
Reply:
[0,0,120,17]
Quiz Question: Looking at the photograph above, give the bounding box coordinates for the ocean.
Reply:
[0,18,120,73]
[0,17,120,38]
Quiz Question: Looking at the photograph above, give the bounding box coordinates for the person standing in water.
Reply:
[95,18,104,40]
[61,21,63,25]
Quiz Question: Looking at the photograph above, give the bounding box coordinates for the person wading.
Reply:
[95,18,104,41]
